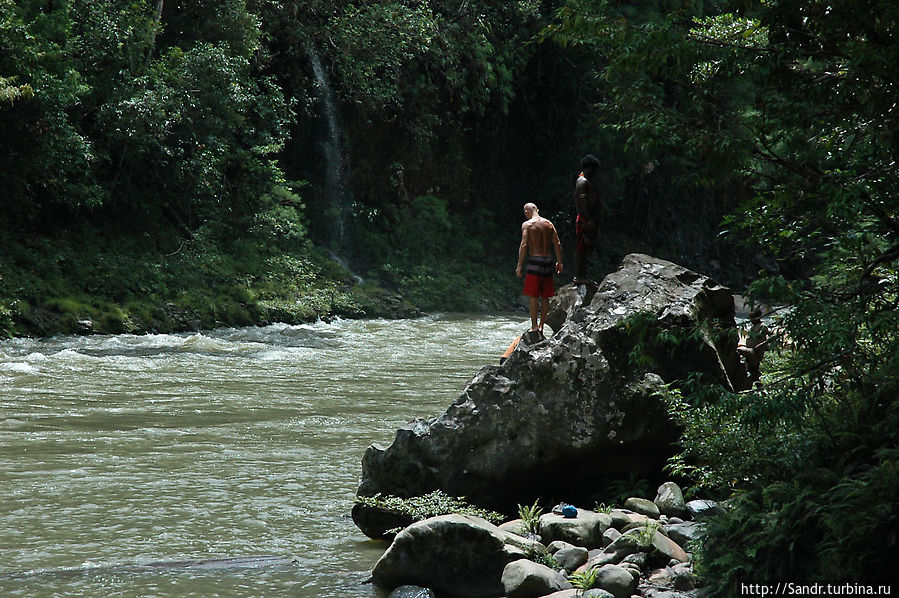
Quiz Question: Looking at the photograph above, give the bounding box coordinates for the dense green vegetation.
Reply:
[1,0,749,338]
[2,0,896,589]
[546,0,898,589]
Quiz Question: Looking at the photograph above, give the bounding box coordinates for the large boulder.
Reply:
[356,254,744,533]
[371,514,543,598]
[539,510,612,549]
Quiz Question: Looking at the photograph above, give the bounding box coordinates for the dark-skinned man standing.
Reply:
[573,154,601,284]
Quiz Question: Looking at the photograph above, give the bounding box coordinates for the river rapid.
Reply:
[0,314,527,597]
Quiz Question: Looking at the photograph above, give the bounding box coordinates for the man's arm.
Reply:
[552,225,564,273]
[516,225,529,277]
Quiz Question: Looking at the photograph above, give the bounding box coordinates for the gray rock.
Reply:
[542,590,616,598]
[548,540,577,554]
[609,510,633,530]
[647,530,690,566]
[611,509,654,529]
[350,501,416,540]
[355,255,745,530]
[642,591,696,598]
[654,482,687,518]
[588,533,642,568]
[596,564,638,598]
[372,514,543,598]
[624,497,660,519]
[499,519,530,538]
[685,500,725,521]
[621,564,642,581]
[544,281,599,333]
[620,551,647,569]
[540,511,612,549]
[502,559,572,598]
[671,562,693,576]
[602,527,622,547]
[647,567,675,586]
[663,521,705,547]
[389,586,437,598]
[674,571,697,591]
[554,546,589,571]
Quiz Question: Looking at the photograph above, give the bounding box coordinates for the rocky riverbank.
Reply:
[354,254,751,597]
[371,480,719,598]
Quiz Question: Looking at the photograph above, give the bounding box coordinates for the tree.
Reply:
[547,0,898,588]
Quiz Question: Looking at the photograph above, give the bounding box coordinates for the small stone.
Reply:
[555,546,589,571]
[602,527,622,547]
[648,567,674,586]
[499,519,530,537]
[670,562,693,576]
[620,552,647,569]
[609,510,633,530]
[624,497,660,519]
[601,533,643,564]
[548,540,577,554]
[595,564,638,598]
[653,482,688,518]
[389,586,436,598]
[502,559,572,598]
[674,571,696,591]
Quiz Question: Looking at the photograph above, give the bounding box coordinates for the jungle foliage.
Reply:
[0,1,557,333]
[546,0,898,589]
[2,0,897,586]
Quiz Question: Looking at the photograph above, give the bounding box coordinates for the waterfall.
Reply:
[308,44,347,245]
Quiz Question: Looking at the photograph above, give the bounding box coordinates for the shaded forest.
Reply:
[2,0,897,591]
[1,0,752,336]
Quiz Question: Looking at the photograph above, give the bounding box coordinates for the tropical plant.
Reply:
[518,499,544,535]
[568,567,599,591]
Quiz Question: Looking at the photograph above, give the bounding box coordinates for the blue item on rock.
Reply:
[561,505,578,518]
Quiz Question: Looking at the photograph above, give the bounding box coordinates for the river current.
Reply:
[0,314,527,597]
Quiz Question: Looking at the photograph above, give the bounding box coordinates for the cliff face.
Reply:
[354,254,744,538]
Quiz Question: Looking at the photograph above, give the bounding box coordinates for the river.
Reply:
[0,314,527,597]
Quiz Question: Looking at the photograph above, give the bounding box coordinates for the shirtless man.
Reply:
[516,203,564,333]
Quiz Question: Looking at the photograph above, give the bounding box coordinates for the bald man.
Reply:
[516,203,563,333]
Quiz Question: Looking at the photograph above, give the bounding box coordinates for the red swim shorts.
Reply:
[575,214,598,254]
[523,273,555,298]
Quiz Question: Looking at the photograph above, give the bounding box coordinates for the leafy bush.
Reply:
[354,490,504,526]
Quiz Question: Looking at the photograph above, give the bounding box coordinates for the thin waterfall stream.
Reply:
[308,44,348,245]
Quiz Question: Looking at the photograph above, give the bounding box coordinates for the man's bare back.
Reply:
[516,203,563,277]
[522,217,557,256]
